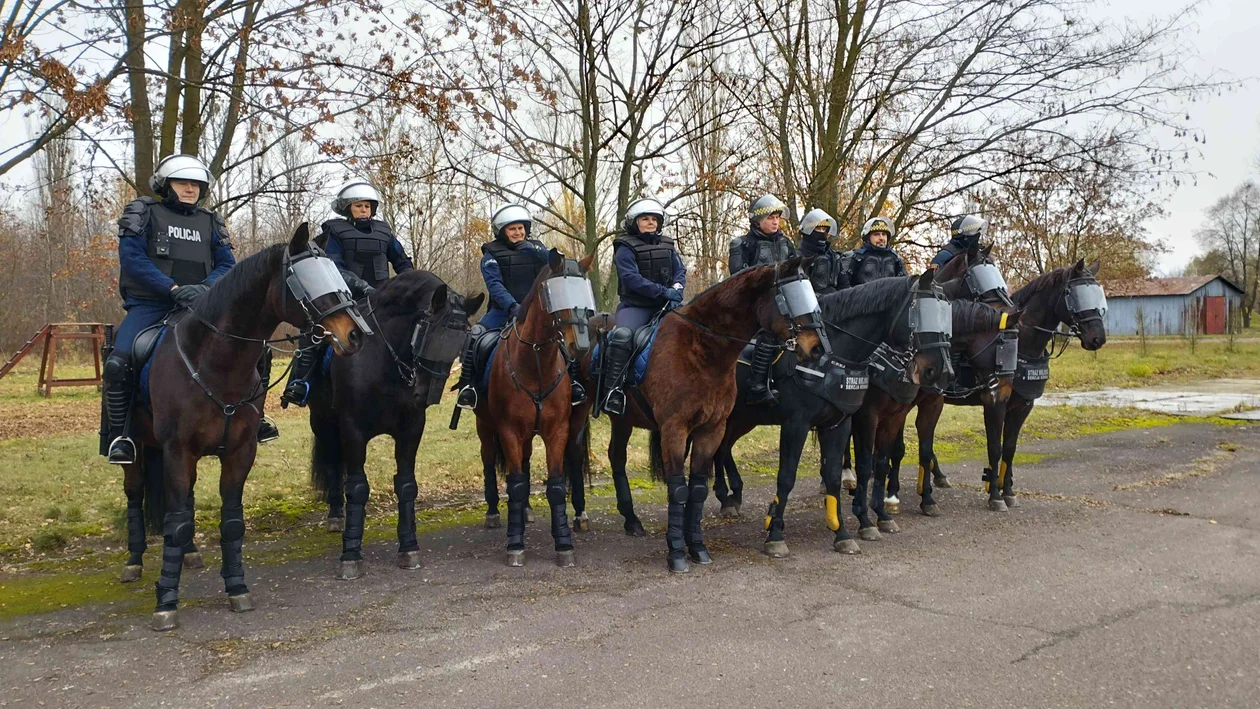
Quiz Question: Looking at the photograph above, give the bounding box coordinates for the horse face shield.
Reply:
[775,273,829,359]
[908,292,953,385]
[284,246,373,349]
[411,303,470,372]
[1065,279,1108,349]
[542,273,597,353]
[964,263,1009,301]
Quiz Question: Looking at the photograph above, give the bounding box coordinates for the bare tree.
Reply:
[1202,181,1260,327]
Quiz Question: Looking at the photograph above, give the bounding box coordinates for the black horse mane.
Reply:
[515,255,560,317]
[1011,267,1070,307]
[951,299,1006,336]
[193,243,286,323]
[372,269,448,317]
[819,275,914,323]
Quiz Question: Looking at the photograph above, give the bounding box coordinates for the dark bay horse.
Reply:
[895,258,1107,510]
[850,296,1021,535]
[475,250,597,567]
[711,272,951,558]
[122,224,369,630]
[306,270,484,579]
[602,258,827,573]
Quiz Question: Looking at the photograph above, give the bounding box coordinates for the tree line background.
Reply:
[0,0,1232,351]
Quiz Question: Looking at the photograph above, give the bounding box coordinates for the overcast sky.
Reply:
[1108,0,1260,273]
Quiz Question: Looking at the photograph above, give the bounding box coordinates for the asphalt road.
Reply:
[3,422,1259,708]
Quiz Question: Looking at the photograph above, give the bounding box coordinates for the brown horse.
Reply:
[474,249,596,567]
[122,224,368,631]
[604,258,827,573]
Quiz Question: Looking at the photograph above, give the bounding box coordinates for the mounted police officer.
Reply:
[452,203,587,409]
[797,208,841,295]
[729,194,796,405]
[929,214,986,268]
[280,179,400,408]
[839,216,906,287]
[599,198,687,414]
[103,154,277,464]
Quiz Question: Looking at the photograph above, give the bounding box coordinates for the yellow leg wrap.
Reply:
[765,496,779,531]
[824,495,840,532]
[917,465,926,496]
[998,461,1008,489]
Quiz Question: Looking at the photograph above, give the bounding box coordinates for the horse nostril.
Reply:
[811,344,824,360]
[348,329,362,348]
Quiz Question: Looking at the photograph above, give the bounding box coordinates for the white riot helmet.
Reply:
[860,216,895,241]
[491,203,533,240]
[149,154,213,201]
[951,214,986,240]
[798,208,837,238]
[623,197,668,235]
[748,194,787,224]
[331,179,382,218]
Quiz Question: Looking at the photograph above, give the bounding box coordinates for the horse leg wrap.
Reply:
[394,475,419,552]
[764,495,786,540]
[155,510,192,611]
[665,476,687,554]
[546,477,573,550]
[341,475,369,561]
[685,479,708,546]
[219,504,247,595]
[181,494,198,554]
[126,499,147,563]
[506,474,529,550]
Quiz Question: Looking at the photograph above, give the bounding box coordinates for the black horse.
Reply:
[120,224,369,630]
[307,270,484,579]
[710,273,951,557]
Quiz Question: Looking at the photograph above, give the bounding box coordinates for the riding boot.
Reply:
[454,333,481,410]
[280,336,319,408]
[746,335,780,405]
[568,358,586,405]
[600,327,635,415]
[256,350,280,442]
[103,353,136,465]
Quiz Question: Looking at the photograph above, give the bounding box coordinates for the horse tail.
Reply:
[494,437,507,478]
[142,445,165,534]
[649,429,665,482]
[309,426,341,499]
[578,419,592,489]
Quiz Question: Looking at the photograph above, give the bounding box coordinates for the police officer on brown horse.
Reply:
[839,216,907,288]
[729,194,796,404]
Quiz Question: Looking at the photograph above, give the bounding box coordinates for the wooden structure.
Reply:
[0,323,109,396]
[1100,276,1244,336]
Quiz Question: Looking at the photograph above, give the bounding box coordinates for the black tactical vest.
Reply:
[844,245,904,286]
[809,250,841,294]
[747,232,795,268]
[325,218,394,286]
[615,233,676,308]
[482,238,547,304]
[119,199,214,299]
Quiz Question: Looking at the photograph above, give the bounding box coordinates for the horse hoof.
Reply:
[988,499,1009,512]
[833,539,861,555]
[719,505,740,518]
[841,469,857,491]
[1003,495,1020,508]
[397,551,423,570]
[182,552,205,569]
[337,559,366,580]
[574,515,590,532]
[506,549,526,567]
[555,550,576,568]
[878,519,900,534]
[688,546,713,565]
[935,476,952,489]
[921,504,941,518]
[524,508,536,524]
[667,555,690,574]
[326,517,344,533]
[228,593,255,613]
[858,527,882,541]
[884,498,900,515]
[151,610,178,632]
[121,565,143,583]
[485,514,502,529]
[625,520,647,537]
[763,540,790,558]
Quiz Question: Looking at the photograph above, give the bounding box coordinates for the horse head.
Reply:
[539,249,598,361]
[282,223,368,356]
[767,256,827,363]
[1061,259,1107,351]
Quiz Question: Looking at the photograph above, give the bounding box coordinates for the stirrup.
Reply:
[280,380,310,409]
[603,389,626,416]
[456,386,478,411]
[257,416,280,444]
[747,385,778,405]
[107,436,137,465]
[570,381,587,405]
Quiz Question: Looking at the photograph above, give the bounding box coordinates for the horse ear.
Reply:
[966,243,979,259]
[314,226,329,250]
[289,222,311,255]
[1006,307,1024,325]
[431,284,448,313]
[548,248,565,271]
[981,243,993,259]
[1088,259,1101,276]
[918,269,934,289]
[465,292,486,316]
[578,251,595,273]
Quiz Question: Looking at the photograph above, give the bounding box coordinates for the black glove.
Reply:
[663,287,683,304]
[172,284,209,306]
[508,303,520,319]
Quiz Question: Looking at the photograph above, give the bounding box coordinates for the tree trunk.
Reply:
[123,0,155,195]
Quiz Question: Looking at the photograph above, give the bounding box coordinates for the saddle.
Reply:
[469,328,503,392]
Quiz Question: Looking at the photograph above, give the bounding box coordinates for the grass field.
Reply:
[1050,336,1260,390]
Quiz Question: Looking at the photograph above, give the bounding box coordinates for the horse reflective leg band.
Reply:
[156,509,193,610]
[999,312,1009,329]
[825,494,840,532]
[998,461,1008,489]
[982,467,991,493]
[545,477,573,550]
[126,499,146,562]
[394,476,419,551]
[765,495,779,531]
[219,504,247,595]
[506,474,529,550]
[917,465,926,496]
[665,476,687,554]
[342,475,369,559]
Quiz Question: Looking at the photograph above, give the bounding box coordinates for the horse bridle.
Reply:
[829,279,950,381]
[371,299,471,388]
[1026,274,1108,357]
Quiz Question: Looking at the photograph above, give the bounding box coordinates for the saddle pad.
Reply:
[137,328,168,406]
[592,324,658,387]
[480,340,499,391]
